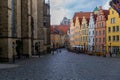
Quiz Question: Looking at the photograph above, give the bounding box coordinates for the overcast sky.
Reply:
[49,0,111,25]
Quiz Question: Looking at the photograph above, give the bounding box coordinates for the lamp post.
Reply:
[110,43,111,52]
[92,44,94,52]
[102,44,106,57]
[84,43,85,53]
[12,42,15,63]
[110,43,112,57]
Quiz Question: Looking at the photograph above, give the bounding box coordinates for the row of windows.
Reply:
[89,38,94,43]
[96,22,105,28]
[95,30,105,36]
[108,35,119,42]
[89,24,94,28]
[71,36,119,43]
[88,31,94,35]
[82,30,88,35]
[96,38,105,43]
[80,37,88,42]
[82,24,87,29]
[98,16,103,21]
[111,18,116,24]
[108,26,119,32]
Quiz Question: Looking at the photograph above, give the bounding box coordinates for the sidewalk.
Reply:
[0,64,19,69]
[0,55,48,69]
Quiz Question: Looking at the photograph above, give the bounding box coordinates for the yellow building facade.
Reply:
[74,17,81,46]
[81,16,89,50]
[70,20,76,47]
[106,8,120,54]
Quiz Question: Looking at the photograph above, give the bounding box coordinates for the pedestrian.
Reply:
[109,51,112,57]
[35,43,39,56]
[59,47,61,53]
[52,44,55,55]
[56,43,59,54]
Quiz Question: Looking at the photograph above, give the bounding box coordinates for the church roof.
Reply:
[93,7,98,12]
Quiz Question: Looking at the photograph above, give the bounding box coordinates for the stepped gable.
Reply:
[73,12,92,25]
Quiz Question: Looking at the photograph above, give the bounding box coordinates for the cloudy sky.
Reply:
[49,0,111,25]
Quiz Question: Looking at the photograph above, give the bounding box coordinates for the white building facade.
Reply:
[88,13,96,52]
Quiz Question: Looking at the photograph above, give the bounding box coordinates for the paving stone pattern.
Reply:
[0,49,120,80]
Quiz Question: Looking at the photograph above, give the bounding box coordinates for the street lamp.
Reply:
[92,44,94,52]
[84,43,85,53]
[110,43,111,52]
[109,43,112,57]
[12,42,15,63]
[102,44,106,57]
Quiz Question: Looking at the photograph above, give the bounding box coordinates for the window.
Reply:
[112,11,114,14]
[86,37,87,42]
[116,26,119,32]
[97,24,99,28]
[101,23,103,27]
[108,27,111,33]
[113,36,115,41]
[113,18,116,23]
[99,31,101,35]
[111,18,116,24]
[102,22,104,27]
[108,36,111,41]
[103,38,105,42]
[116,35,119,41]
[113,26,115,32]
[111,18,112,23]
[103,30,105,35]
[89,31,91,35]
[89,39,91,43]
[93,31,94,35]
[96,38,97,42]
[99,16,101,21]
[99,23,101,27]
[96,31,97,36]
[99,38,101,42]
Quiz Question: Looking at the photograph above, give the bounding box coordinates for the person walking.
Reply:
[52,43,55,55]
[109,51,112,57]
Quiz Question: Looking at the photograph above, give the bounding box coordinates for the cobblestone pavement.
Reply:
[0,49,120,80]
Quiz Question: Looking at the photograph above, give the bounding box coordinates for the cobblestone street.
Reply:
[0,49,120,80]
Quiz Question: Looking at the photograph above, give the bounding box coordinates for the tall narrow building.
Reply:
[95,6,109,55]
[88,13,96,52]
[81,12,91,51]
[106,8,120,54]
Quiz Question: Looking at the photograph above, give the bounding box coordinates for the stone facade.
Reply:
[43,1,51,53]
[0,0,12,61]
[0,0,50,62]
